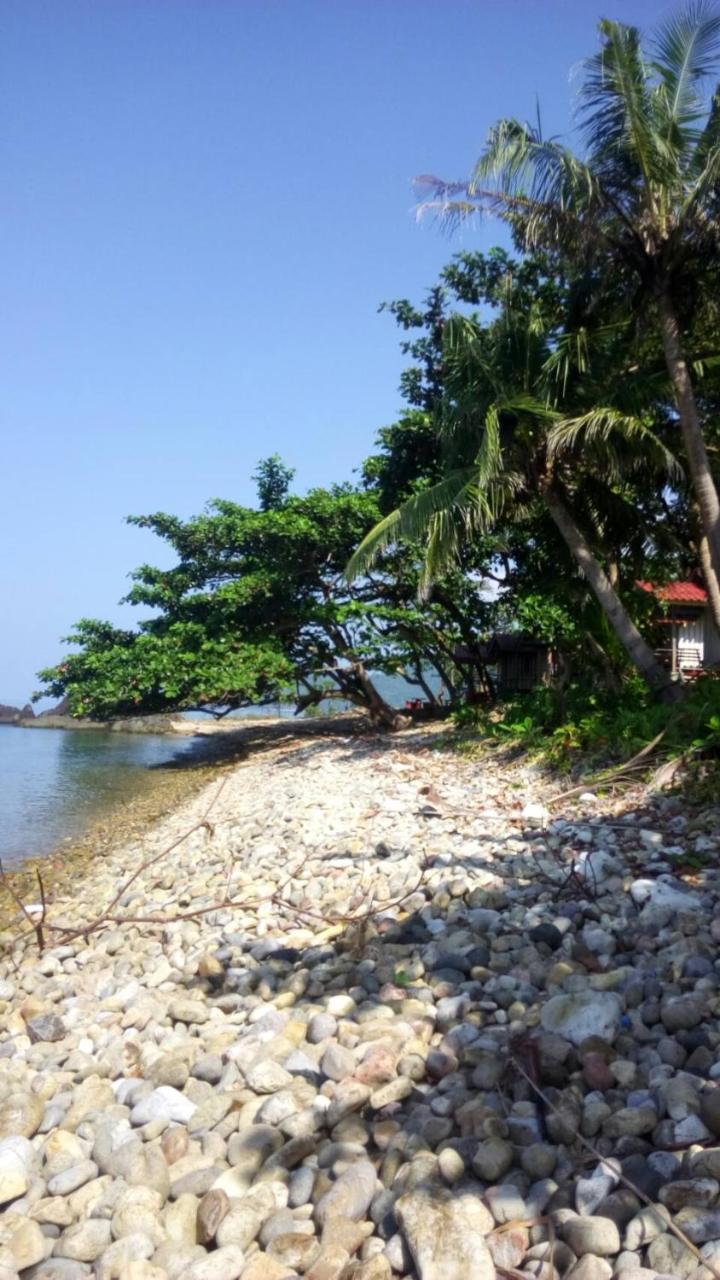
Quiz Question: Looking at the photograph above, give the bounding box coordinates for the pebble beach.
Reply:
[2,722,720,1280]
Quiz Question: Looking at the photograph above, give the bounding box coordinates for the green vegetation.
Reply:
[35,6,720,770]
[452,677,720,771]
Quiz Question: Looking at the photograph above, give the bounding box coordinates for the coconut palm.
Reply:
[417,4,720,628]
[347,307,683,699]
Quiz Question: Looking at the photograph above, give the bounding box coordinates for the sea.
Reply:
[0,674,426,867]
[0,724,199,867]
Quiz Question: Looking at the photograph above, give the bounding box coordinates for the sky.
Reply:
[2,0,670,704]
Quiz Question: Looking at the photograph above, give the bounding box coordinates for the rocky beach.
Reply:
[2,721,720,1280]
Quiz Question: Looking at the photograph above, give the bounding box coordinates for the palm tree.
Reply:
[347,307,683,700]
[417,4,720,629]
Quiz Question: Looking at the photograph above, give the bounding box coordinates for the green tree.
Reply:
[36,461,489,727]
[348,256,683,699]
[418,4,720,627]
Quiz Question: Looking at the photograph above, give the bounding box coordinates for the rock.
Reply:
[266,1233,321,1271]
[562,1216,621,1257]
[529,923,563,950]
[566,1259,612,1280]
[243,1059,294,1094]
[0,1212,48,1270]
[47,1159,99,1196]
[168,999,208,1026]
[0,1137,32,1204]
[540,992,622,1046]
[131,1087,197,1126]
[396,1185,495,1279]
[471,1137,513,1182]
[702,1092,720,1136]
[646,1232,699,1277]
[54,1218,113,1262]
[176,1245,245,1279]
[26,1013,67,1043]
[0,1093,44,1140]
[661,995,704,1032]
[196,1189,230,1245]
[315,1162,377,1226]
[239,1257,296,1280]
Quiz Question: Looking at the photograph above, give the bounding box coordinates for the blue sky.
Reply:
[2,0,667,703]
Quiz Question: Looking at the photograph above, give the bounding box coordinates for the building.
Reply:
[637,580,720,676]
[454,634,555,695]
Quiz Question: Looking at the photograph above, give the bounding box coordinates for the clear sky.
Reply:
[2,0,668,704]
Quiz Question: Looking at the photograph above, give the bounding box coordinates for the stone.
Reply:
[396,1185,495,1280]
[0,1136,32,1204]
[131,1087,197,1126]
[54,1218,113,1262]
[266,1233,322,1271]
[540,992,622,1046]
[168,999,208,1025]
[197,1189,230,1245]
[26,1013,66,1043]
[176,1245,245,1279]
[0,1093,44,1140]
[566,1259,612,1280]
[243,1059,294,1094]
[47,1159,99,1196]
[562,1216,621,1257]
[646,1232,699,1277]
[0,1212,48,1270]
[661,995,704,1032]
[315,1162,377,1226]
[239,1257,295,1280]
[471,1137,513,1182]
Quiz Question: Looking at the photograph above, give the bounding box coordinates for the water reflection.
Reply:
[0,726,193,865]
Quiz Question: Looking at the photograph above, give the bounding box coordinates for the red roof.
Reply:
[637,579,708,603]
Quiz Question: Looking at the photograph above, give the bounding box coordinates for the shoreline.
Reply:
[3,723,720,1278]
[0,713,372,934]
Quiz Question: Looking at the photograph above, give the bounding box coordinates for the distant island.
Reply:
[0,702,36,724]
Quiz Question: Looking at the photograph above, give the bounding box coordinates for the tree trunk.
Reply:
[543,484,681,701]
[343,662,409,731]
[657,290,720,633]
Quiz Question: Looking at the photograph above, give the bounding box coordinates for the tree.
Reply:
[36,460,489,728]
[418,4,720,628]
[348,254,683,699]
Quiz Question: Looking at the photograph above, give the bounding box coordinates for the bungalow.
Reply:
[454,634,555,695]
[637,580,720,676]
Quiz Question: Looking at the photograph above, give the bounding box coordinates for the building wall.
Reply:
[705,611,720,666]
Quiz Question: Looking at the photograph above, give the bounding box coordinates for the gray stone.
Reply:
[562,1216,621,1257]
[26,1014,66,1043]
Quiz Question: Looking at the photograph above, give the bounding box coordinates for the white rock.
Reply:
[540,991,622,1046]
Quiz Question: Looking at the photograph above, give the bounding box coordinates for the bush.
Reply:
[452,676,720,771]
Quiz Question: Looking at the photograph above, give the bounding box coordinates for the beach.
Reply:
[1,721,720,1278]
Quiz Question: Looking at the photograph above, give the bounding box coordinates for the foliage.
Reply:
[453,675,720,771]
[36,461,488,724]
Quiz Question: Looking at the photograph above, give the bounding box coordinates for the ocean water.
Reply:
[0,725,196,866]
[0,673,433,867]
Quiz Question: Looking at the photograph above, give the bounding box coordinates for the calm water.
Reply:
[0,726,196,866]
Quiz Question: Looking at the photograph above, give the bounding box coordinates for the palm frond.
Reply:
[653,2,720,136]
[345,470,477,581]
[579,18,663,190]
[548,408,683,480]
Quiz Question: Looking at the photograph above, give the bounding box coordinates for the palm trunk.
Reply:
[543,484,681,701]
[657,290,720,633]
